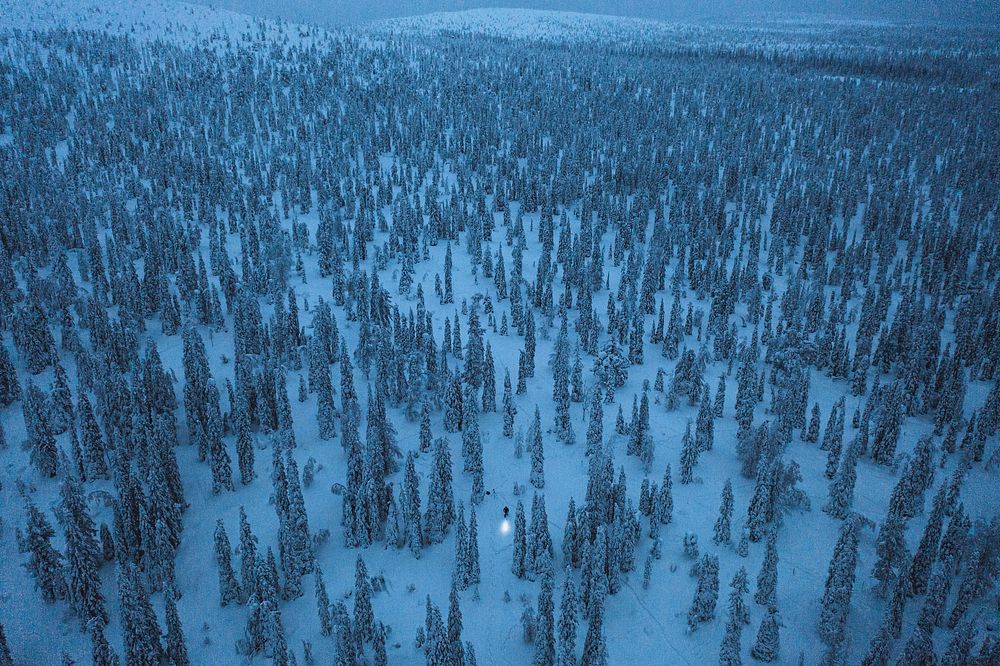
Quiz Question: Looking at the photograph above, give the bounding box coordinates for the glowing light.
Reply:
[500,519,511,535]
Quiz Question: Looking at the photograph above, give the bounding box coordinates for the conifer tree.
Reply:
[425,437,456,544]
[448,577,465,665]
[529,494,554,578]
[687,554,720,630]
[719,569,747,666]
[454,503,469,587]
[164,586,190,666]
[60,475,107,629]
[503,370,516,438]
[402,451,423,558]
[680,420,698,484]
[530,406,546,489]
[940,618,975,666]
[907,483,947,597]
[818,517,861,652]
[0,623,9,666]
[580,579,607,666]
[79,394,109,480]
[373,621,388,666]
[534,571,556,666]
[750,606,779,663]
[714,480,734,545]
[207,384,235,494]
[562,499,580,568]
[754,529,778,608]
[48,363,74,435]
[656,465,673,526]
[23,497,66,603]
[117,563,163,666]
[354,556,374,645]
[24,380,58,477]
[238,508,258,602]
[512,501,527,579]
[315,566,333,636]
[696,390,715,453]
[88,617,121,666]
[214,519,241,606]
[823,432,861,519]
[557,570,578,666]
[467,507,481,587]
[0,343,20,406]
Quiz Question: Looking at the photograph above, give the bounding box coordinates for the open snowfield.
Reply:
[0,2,997,666]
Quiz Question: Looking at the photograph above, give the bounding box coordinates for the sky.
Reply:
[192,0,1000,27]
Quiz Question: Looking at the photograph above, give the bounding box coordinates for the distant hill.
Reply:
[190,0,1000,27]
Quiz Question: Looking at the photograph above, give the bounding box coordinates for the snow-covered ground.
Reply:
[0,1,997,665]
[376,8,695,42]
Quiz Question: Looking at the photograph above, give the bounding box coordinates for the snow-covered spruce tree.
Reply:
[713,479,734,545]
[817,516,861,653]
[315,566,333,636]
[823,430,862,519]
[512,500,528,579]
[447,576,465,665]
[534,570,556,666]
[238,507,258,602]
[354,556,374,646]
[281,453,314,597]
[754,528,778,608]
[940,617,976,666]
[59,474,107,629]
[528,493,555,578]
[0,623,9,666]
[0,342,21,406]
[117,562,163,666]
[719,567,749,666]
[557,569,578,666]
[483,341,497,412]
[503,370,517,438]
[656,464,673,526]
[48,362,74,435]
[679,420,698,484]
[23,496,67,603]
[687,553,719,630]
[402,451,423,557]
[182,326,213,460]
[695,390,715,453]
[213,519,241,606]
[333,601,356,666]
[562,498,580,568]
[454,503,469,587]
[79,394,109,480]
[585,388,604,459]
[859,610,895,666]
[313,345,337,441]
[750,605,780,662]
[23,379,58,478]
[207,383,235,494]
[580,578,608,666]
[530,406,545,489]
[906,483,948,597]
[88,617,121,666]
[467,507,481,587]
[871,477,911,597]
[425,437,456,544]
[164,586,190,666]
